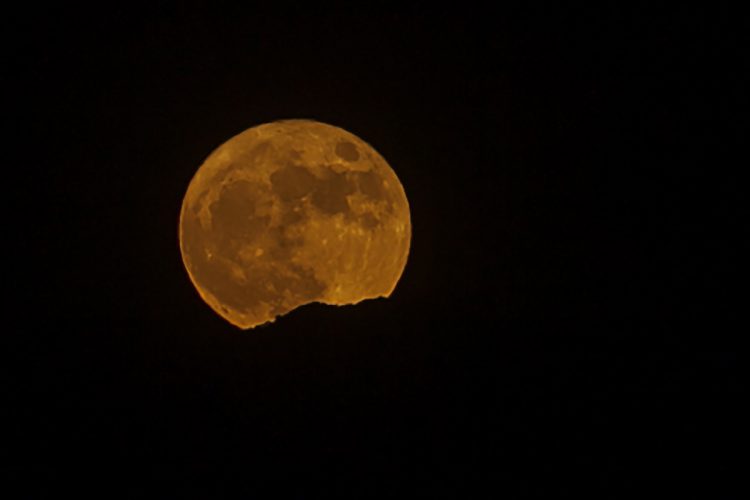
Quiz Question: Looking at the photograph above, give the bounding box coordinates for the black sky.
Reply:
[10,3,740,496]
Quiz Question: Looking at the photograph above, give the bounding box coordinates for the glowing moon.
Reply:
[179,119,411,329]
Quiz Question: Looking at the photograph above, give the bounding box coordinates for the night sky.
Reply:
[12,4,739,496]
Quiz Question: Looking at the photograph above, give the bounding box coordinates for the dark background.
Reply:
[11,3,740,496]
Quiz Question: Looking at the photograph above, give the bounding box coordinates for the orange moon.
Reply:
[178,119,411,329]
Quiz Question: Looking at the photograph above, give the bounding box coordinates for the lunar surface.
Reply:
[179,119,411,329]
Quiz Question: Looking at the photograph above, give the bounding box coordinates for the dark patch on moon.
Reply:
[271,163,389,217]
[353,170,385,200]
[188,254,325,315]
[270,164,317,201]
[192,190,208,215]
[235,140,271,167]
[359,212,380,229]
[335,141,360,162]
[251,140,270,157]
[179,209,204,267]
[279,203,306,226]
[266,225,304,261]
[312,168,355,215]
[210,180,270,249]
[264,263,327,316]
[183,202,326,315]
[210,163,235,190]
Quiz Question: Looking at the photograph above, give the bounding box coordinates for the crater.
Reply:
[335,141,360,162]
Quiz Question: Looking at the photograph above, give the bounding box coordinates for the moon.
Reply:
[178,119,411,330]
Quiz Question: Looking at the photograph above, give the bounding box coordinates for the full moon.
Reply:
[179,119,411,330]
